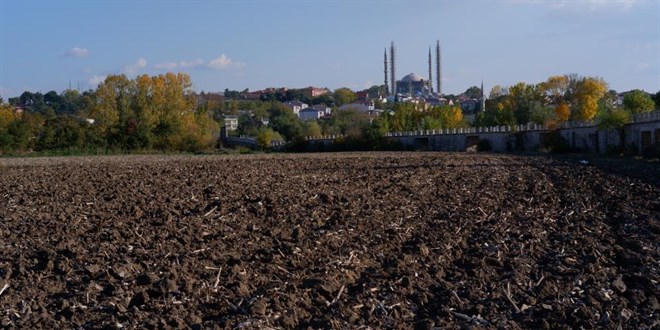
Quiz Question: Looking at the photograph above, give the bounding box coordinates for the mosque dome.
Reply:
[400,73,424,83]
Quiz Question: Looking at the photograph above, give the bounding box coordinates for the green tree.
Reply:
[256,127,283,150]
[333,88,357,107]
[302,121,322,137]
[463,86,482,99]
[507,82,542,124]
[529,101,555,125]
[269,103,303,141]
[623,89,655,114]
[8,112,45,150]
[489,85,507,99]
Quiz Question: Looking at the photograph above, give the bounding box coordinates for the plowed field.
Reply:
[0,153,658,329]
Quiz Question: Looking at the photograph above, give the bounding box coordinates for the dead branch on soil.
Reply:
[0,283,8,296]
[502,282,520,313]
[451,311,489,326]
[213,267,222,289]
[204,206,218,217]
[327,284,345,306]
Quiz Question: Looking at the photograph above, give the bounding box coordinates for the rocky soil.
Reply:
[0,152,658,329]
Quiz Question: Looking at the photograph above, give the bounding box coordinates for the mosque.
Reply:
[384,41,442,97]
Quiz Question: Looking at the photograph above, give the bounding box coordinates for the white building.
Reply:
[224,115,239,131]
[284,101,308,116]
[299,107,326,121]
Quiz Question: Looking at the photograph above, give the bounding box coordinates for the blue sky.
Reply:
[1,0,658,98]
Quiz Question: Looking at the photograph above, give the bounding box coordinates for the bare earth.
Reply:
[0,152,658,329]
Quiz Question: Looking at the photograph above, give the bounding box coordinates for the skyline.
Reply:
[1,0,659,99]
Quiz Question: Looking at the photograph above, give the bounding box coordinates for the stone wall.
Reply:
[303,111,660,155]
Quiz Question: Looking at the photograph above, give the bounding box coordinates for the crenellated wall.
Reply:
[304,111,660,155]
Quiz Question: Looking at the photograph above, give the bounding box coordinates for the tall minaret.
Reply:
[384,48,389,95]
[480,80,486,112]
[390,41,396,96]
[435,40,441,96]
[428,47,433,93]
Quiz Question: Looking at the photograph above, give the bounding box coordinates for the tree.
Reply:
[572,77,607,121]
[0,104,17,149]
[437,105,465,128]
[538,75,569,105]
[333,88,356,107]
[489,85,507,99]
[554,103,570,122]
[256,128,283,150]
[269,103,303,141]
[623,89,655,114]
[91,75,132,136]
[507,82,542,124]
[58,89,82,115]
[463,86,482,99]
[302,121,322,137]
[529,102,555,125]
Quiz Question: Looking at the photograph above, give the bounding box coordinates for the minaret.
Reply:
[390,41,396,96]
[480,80,486,112]
[428,47,433,93]
[384,48,389,95]
[436,40,441,96]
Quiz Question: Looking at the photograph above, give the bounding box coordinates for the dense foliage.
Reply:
[1,72,657,154]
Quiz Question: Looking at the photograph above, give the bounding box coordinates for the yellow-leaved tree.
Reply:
[539,75,569,105]
[572,77,607,121]
[91,75,133,136]
[554,103,570,122]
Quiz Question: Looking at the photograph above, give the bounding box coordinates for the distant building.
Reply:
[197,91,224,104]
[311,104,331,116]
[224,115,239,131]
[284,100,309,116]
[396,73,431,96]
[339,102,383,117]
[300,86,330,98]
[299,107,326,121]
[425,97,448,106]
[356,91,368,102]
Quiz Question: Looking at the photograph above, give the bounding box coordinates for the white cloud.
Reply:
[88,75,107,86]
[155,55,244,71]
[63,47,89,58]
[180,58,204,68]
[154,62,178,70]
[122,58,147,74]
[207,54,244,70]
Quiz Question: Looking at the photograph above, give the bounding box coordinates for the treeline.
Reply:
[2,72,658,154]
[0,73,219,153]
[477,74,658,128]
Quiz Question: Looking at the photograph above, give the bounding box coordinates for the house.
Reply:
[338,101,374,113]
[338,102,383,118]
[284,100,309,116]
[301,86,330,98]
[224,115,239,131]
[311,104,331,116]
[299,107,326,121]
